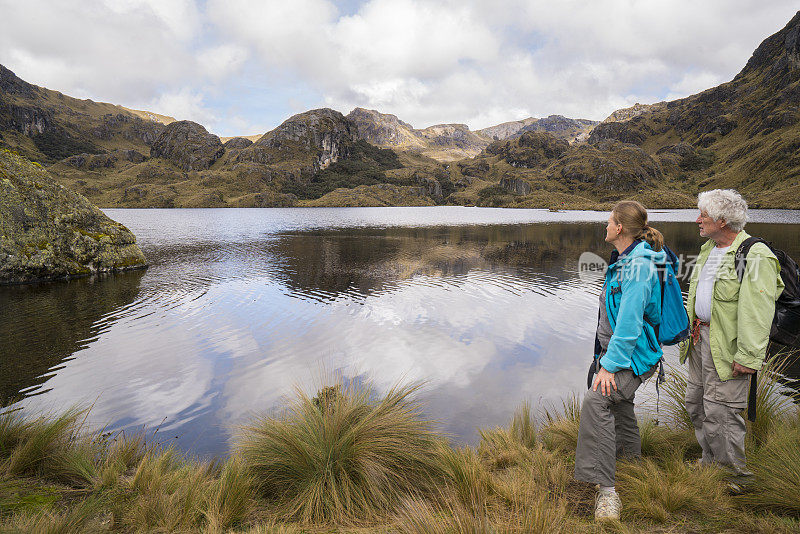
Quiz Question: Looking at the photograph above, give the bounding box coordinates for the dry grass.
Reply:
[617,455,731,523]
[235,381,442,525]
[540,394,581,453]
[739,419,800,516]
[2,368,800,532]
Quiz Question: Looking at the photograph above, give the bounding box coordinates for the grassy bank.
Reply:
[2,360,800,533]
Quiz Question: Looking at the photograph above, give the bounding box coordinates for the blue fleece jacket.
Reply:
[597,241,665,375]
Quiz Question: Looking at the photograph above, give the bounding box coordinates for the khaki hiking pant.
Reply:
[684,324,750,474]
[574,367,655,487]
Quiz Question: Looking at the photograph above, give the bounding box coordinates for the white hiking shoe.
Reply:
[595,490,621,521]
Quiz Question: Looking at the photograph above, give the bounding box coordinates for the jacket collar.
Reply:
[700,230,750,255]
[609,239,642,265]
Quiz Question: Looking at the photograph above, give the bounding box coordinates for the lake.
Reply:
[2,207,799,457]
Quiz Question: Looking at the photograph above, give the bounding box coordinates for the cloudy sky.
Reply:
[0,1,797,137]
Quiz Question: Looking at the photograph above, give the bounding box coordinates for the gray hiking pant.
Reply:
[574,367,654,487]
[684,324,750,474]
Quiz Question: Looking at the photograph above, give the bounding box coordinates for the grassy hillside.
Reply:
[2,11,800,209]
[0,66,173,165]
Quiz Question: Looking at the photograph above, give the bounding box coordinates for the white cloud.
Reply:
[1,0,798,132]
[197,44,249,80]
[147,88,217,126]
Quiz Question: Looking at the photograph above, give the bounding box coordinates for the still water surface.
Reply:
[2,207,800,457]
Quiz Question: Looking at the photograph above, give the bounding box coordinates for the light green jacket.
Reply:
[679,231,784,380]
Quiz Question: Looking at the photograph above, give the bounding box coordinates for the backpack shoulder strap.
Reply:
[735,237,771,283]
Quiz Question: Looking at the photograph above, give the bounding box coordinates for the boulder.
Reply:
[150,120,225,171]
[0,149,146,284]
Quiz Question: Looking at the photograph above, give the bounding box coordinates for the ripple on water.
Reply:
[4,209,800,457]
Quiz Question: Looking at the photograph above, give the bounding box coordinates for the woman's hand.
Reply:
[593,366,617,396]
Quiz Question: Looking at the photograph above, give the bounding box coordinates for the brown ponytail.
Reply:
[611,201,664,252]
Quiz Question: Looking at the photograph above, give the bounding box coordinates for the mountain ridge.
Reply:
[1,10,800,209]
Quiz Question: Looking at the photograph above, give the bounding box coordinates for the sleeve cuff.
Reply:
[733,351,764,371]
[599,355,623,374]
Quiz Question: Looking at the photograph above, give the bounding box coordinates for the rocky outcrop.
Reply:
[555,140,662,192]
[587,121,648,146]
[602,102,667,123]
[149,120,225,171]
[0,102,53,135]
[347,108,422,148]
[517,115,599,144]
[486,131,569,168]
[240,108,358,170]
[346,108,490,160]
[414,173,443,199]
[0,149,146,284]
[223,137,254,149]
[476,118,538,141]
[417,124,483,150]
[64,149,146,169]
[93,113,166,145]
[499,176,532,195]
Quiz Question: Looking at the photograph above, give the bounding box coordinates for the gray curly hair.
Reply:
[697,189,748,232]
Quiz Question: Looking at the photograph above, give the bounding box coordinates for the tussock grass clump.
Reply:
[745,354,799,449]
[436,445,496,512]
[663,355,799,445]
[1,495,105,534]
[236,381,442,524]
[540,395,581,453]
[0,407,86,480]
[740,421,800,515]
[660,361,694,430]
[638,419,699,461]
[478,401,537,469]
[116,447,253,532]
[617,456,731,523]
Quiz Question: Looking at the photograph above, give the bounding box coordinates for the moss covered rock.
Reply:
[0,149,146,284]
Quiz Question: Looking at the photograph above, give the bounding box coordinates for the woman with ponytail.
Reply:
[574,201,666,521]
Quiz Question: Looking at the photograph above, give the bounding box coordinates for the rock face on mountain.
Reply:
[486,131,570,168]
[238,108,357,171]
[347,108,422,148]
[0,149,146,284]
[149,121,225,171]
[346,108,492,161]
[418,124,485,149]
[555,140,661,192]
[346,108,489,161]
[0,64,170,163]
[223,137,253,149]
[517,115,599,143]
[476,118,538,141]
[587,121,647,145]
[602,102,666,123]
[581,10,800,207]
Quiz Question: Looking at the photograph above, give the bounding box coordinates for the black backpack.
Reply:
[734,237,800,421]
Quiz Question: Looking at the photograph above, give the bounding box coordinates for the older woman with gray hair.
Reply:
[680,189,784,487]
